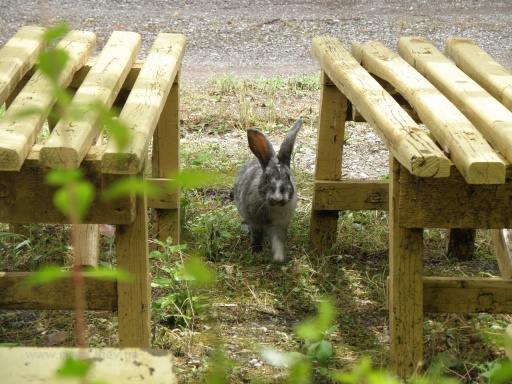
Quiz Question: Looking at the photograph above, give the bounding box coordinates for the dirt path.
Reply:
[1,0,511,83]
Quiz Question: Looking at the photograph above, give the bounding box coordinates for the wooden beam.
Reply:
[0,145,135,224]
[313,179,389,211]
[398,37,512,167]
[388,156,424,377]
[40,31,141,169]
[445,37,512,111]
[445,229,476,261]
[398,163,512,229]
[146,178,179,210]
[0,30,96,171]
[353,40,505,184]
[310,71,347,252]
[0,347,177,383]
[423,277,512,313]
[0,26,46,106]
[311,37,450,178]
[491,229,512,279]
[0,272,117,310]
[101,33,186,174]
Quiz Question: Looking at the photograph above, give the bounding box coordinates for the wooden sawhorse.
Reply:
[0,26,185,347]
[311,36,512,377]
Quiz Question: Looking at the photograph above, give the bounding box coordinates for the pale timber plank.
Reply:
[310,71,347,252]
[491,229,512,279]
[446,38,512,111]
[0,347,177,384]
[389,156,424,377]
[398,37,512,166]
[0,272,117,310]
[311,37,449,178]
[353,40,504,184]
[40,31,141,169]
[101,33,186,174]
[313,180,389,211]
[423,277,512,313]
[0,26,46,106]
[0,30,96,171]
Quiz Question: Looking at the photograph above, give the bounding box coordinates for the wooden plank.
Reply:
[101,33,186,174]
[0,347,177,384]
[146,178,179,209]
[446,37,512,111]
[0,272,117,310]
[0,26,46,106]
[77,224,100,267]
[313,179,389,211]
[0,145,135,224]
[311,37,450,178]
[491,229,512,279]
[353,40,505,184]
[0,30,96,171]
[310,71,347,252]
[388,156,424,377]
[398,163,512,229]
[40,31,141,169]
[151,71,181,243]
[423,277,512,313]
[398,37,512,167]
[445,229,476,261]
[116,176,151,348]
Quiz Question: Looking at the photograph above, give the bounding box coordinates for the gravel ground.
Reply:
[0,0,511,83]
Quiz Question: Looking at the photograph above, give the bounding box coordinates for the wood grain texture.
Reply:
[0,26,46,106]
[398,163,512,229]
[492,229,512,279]
[446,37,512,111]
[423,277,512,313]
[40,31,141,169]
[0,272,117,310]
[313,180,389,211]
[353,40,504,184]
[101,33,186,174]
[399,37,512,167]
[312,36,449,178]
[0,30,96,171]
[0,145,135,224]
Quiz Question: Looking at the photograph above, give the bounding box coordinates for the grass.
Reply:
[1,73,511,383]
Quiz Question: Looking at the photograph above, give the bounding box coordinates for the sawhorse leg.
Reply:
[389,157,424,377]
[310,71,347,252]
[116,179,151,347]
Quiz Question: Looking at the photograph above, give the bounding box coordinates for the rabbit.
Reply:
[234,119,302,263]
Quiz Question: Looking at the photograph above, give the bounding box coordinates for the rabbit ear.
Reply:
[277,119,302,167]
[247,129,276,168]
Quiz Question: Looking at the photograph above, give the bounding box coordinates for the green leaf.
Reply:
[314,340,333,367]
[294,298,336,343]
[191,153,214,166]
[182,255,215,286]
[150,250,167,259]
[56,354,92,378]
[38,49,68,82]
[102,115,130,150]
[42,23,69,43]
[167,169,218,189]
[85,267,133,282]
[102,176,161,200]
[0,343,19,347]
[53,181,94,221]
[45,168,85,186]
[23,265,70,287]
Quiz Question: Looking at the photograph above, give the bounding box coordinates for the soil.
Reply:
[0,0,511,83]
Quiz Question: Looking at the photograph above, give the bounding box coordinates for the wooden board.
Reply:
[423,277,512,313]
[0,145,135,224]
[313,179,389,211]
[40,31,141,169]
[0,30,96,171]
[398,37,512,167]
[398,163,512,229]
[446,38,512,111]
[353,40,505,184]
[0,347,177,384]
[311,37,450,178]
[0,272,117,310]
[492,229,512,279]
[101,33,186,174]
[0,26,46,106]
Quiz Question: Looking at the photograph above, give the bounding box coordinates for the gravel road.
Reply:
[1,0,511,83]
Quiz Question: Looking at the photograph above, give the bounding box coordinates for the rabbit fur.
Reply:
[234,119,302,262]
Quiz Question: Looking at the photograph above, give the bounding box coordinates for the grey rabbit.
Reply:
[234,119,302,263]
